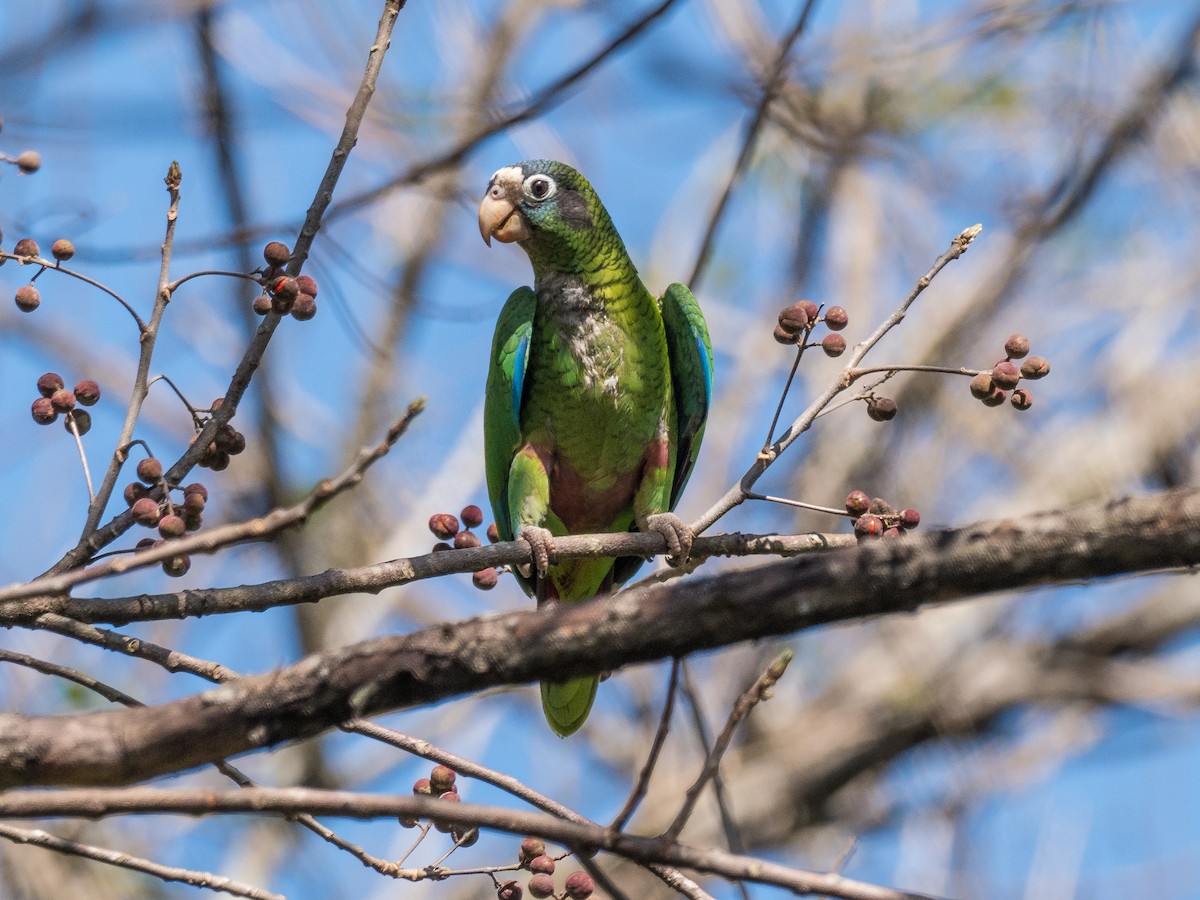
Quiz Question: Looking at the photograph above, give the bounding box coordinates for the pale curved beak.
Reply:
[479,185,532,246]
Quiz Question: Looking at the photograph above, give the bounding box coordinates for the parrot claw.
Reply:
[642,513,694,567]
[519,525,557,579]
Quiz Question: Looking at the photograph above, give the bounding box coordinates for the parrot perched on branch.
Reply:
[478,159,713,736]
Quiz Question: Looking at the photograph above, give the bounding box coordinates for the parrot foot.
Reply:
[641,513,694,567]
[518,525,557,579]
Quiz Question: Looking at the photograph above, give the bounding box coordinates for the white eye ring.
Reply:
[524,174,556,201]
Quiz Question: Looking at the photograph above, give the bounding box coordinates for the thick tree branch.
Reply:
[0,488,1197,789]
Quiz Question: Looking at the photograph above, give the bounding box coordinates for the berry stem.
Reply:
[0,251,145,330]
[745,491,852,517]
[66,415,95,503]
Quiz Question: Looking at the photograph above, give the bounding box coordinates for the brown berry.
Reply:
[412,778,432,795]
[206,450,231,471]
[65,408,91,436]
[73,380,100,406]
[527,874,555,899]
[295,274,318,298]
[158,514,186,539]
[271,275,299,300]
[123,482,149,505]
[519,837,546,866]
[15,151,41,174]
[821,333,846,357]
[162,554,191,577]
[867,397,897,421]
[899,508,921,529]
[1010,388,1033,410]
[432,542,452,552]
[486,522,500,543]
[453,826,480,847]
[31,397,57,424]
[772,323,799,345]
[134,537,157,552]
[529,855,555,875]
[50,389,76,412]
[1004,334,1030,359]
[15,284,40,312]
[263,241,290,267]
[845,490,871,517]
[565,871,595,899]
[854,514,884,538]
[991,360,1020,389]
[290,292,317,321]
[183,511,203,532]
[13,238,38,259]
[137,457,164,484]
[252,293,273,315]
[183,491,207,513]
[981,387,1007,407]
[37,372,64,397]
[460,504,484,528]
[430,765,456,794]
[50,239,75,261]
[823,306,848,330]
[778,302,810,333]
[131,497,162,526]
[183,482,208,501]
[798,300,820,321]
[497,882,524,900]
[969,372,993,400]
[428,513,460,540]
[472,568,499,590]
[433,791,460,832]
[1020,356,1050,380]
[454,530,481,549]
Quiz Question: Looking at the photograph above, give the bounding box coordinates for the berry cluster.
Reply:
[190,398,247,472]
[773,300,849,357]
[495,837,594,899]
[4,235,76,312]
[968,334,1049,411]
[124,462,208,577]
[29,372,99,436]
[844,490,921,541]
[402,764,479,847]
[252,241,319,320]
[428,505,501,590]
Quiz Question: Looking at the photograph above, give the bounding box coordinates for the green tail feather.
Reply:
[541,676,598,737]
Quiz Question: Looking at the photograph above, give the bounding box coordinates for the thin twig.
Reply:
[612,658,681,831]
[663,650,793,841]
[0,822,282,900]
[0,787,941,900]
[0,252,145,328]
[65,414,95,502]
[689,0,821,290]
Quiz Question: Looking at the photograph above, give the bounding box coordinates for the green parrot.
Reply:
[478,159,713,736]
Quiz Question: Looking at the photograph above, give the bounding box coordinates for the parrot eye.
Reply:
[524,174,556,202]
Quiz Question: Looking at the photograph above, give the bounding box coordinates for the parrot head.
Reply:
[478,160,614,267]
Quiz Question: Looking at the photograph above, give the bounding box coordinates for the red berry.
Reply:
[460,504,484,528]
[519,837,546,866]
[854,514,884,538]
[486,522,500,543]
[183,491,207,513]
[529,854,555,875]
[565,871,595,898]
[899,508,921,529]
[183,482,208,501]
[158,514,186,538]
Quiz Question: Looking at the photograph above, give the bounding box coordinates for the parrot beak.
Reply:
[479,170,532,246]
